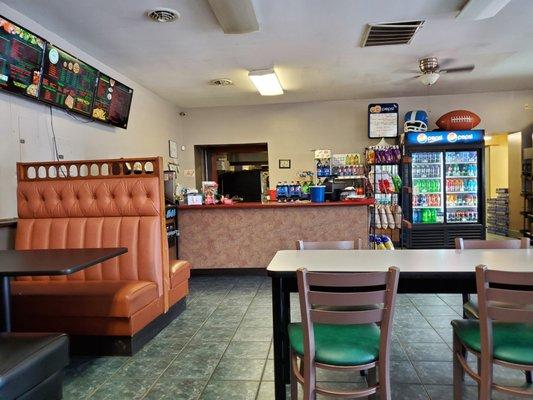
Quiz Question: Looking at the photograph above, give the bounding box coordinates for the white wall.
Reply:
[179,90,533,188]
[0,3,181,218]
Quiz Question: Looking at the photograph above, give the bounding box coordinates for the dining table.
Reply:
[0,247,128,332]
[267,248,533,400]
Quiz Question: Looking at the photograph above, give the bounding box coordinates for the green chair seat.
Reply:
[452,319,533,365]
[288,322,380,366]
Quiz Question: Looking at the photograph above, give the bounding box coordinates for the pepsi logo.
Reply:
[447,132,458,143]
[416,133,428,144]
[370,105,382,113]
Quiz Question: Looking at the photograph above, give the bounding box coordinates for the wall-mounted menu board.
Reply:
[92,73,133,129]
[39,43,98,116]
[368,103,399,138]
[0,16,46,99]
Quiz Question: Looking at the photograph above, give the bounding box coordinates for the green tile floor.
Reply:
[63,275,527,399]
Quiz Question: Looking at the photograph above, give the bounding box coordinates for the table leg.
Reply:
[0,276,11,332]
[461,293,470,319]
[272,275,290,400]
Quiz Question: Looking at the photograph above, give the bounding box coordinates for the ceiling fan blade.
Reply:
[438,58,457,69]
[440,65,475,73]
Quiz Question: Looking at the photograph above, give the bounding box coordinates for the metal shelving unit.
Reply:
[521,148,533,243]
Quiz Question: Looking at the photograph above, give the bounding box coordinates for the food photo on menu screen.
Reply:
[0,16,45,98]
[39,43,98,115]
[92,73,133,129]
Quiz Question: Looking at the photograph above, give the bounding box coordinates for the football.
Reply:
[436,110,481,130]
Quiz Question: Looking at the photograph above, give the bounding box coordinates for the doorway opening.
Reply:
[194,143,269,202]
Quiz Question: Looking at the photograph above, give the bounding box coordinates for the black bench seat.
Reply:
[0,333,69,400]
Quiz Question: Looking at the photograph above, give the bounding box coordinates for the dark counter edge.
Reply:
[0,218,17,228]
[178,200,375,210]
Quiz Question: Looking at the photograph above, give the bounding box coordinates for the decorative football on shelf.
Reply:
[436,110,481,130]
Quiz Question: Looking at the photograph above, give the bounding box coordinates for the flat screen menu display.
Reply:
[0,16,45,98]
[39,43,98,116]
[92,73,133,128]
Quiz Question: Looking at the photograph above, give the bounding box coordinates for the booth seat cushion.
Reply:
[0,332,68,400]
[11,280,158,318]
[170,260,191,288]
[452,319,533,365]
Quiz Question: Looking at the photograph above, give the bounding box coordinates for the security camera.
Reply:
[179,112,187,117]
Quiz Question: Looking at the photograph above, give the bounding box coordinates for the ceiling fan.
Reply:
[415,57,475,85]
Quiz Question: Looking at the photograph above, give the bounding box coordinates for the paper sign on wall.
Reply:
[368,103,399,139]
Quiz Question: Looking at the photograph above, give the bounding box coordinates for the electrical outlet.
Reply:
[58,154,64,159]
[19,139,25,144]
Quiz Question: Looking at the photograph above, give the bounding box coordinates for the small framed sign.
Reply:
[368,103,399,138]
[168,139,178,159]
[279,159,291,169]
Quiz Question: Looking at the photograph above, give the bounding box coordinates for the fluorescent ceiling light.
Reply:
[248,69,284,96]
[457,0,511,20]
[207,0,259,34]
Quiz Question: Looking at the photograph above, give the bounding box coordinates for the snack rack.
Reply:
[366,146,406,247]
[521,147,533,243]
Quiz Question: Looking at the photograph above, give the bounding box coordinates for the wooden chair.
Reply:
[455,237,530,319]
[296,238,364,250]
[452,265,533,399]
[289,267,399,400]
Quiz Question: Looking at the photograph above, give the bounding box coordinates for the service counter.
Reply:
[177,200,374,269]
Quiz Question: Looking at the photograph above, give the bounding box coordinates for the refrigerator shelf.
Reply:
[446,176,477,179]
[415,192,441,195]
[447,205,478,209]
[447,191,477,194]
[446,161,477,164]
[412,206,441,209]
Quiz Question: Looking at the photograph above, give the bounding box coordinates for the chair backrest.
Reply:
[296,239,364,250]
[476,265,533,362]
[455,237,530,250]
[15,158,168,298]
[297,267,399,367]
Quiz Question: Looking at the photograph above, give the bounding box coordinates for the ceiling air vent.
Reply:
[147,8,180,23]
[209,78,234,86]
[361,20,425,47]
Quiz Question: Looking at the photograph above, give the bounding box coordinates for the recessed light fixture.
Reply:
[147,8,181,23]
[248,69,284,96]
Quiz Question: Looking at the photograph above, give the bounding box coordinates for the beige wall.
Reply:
[485,134,509,199]
[508,132,523,236]
[179,90,533,189]
[0,3,181,218]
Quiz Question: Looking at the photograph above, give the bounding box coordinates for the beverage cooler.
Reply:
[403,130,486,248]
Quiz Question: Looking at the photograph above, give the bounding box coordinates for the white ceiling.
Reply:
[4,0,533,108]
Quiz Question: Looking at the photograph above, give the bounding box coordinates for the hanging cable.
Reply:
[49,106,61,161]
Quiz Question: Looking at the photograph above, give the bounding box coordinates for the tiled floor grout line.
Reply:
[137,289,229,399]
[196,282,264,400]
[87,285,233,399]
[394,297,431,397]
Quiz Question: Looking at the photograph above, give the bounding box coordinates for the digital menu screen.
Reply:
[92,73,133,129]
[0,16,45,98]
[39,43,98,116]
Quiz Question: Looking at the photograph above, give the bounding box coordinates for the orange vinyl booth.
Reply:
[11,157,190,355]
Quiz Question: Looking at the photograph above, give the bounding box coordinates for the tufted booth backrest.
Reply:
[15,158,168,297]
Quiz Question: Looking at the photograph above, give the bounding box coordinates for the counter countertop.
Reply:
[177,199,374,210]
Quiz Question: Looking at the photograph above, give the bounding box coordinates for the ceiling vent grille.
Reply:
[361,20,425,47]
[147,8,180,23]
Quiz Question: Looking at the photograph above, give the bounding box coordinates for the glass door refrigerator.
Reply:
[403,130,486,248]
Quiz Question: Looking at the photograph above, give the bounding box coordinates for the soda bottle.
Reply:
[435,179,440,192]
[422,209,428,223]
